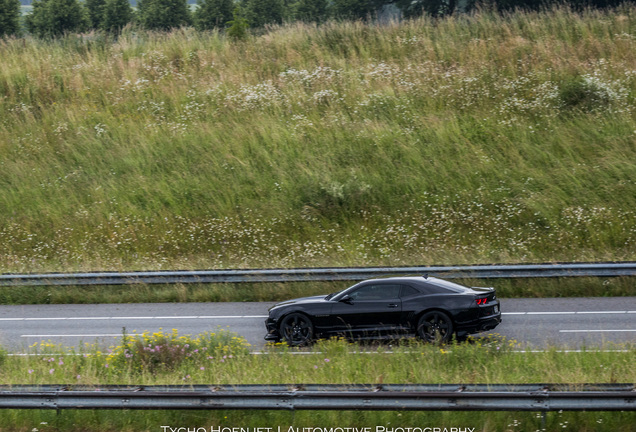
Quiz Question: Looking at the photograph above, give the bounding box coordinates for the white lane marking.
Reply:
[576,311,629,314]
[526,312,575,315]
[21,334,128,338]
[503,311,631,316]
[0,312,631,320]
[9,349,632,356]
[559,329,636,333]
[0,315,268,321]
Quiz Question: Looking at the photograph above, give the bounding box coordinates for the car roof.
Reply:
[363,275,468,293]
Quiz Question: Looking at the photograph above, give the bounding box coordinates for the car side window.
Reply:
[349,284,401,300]
[400,285,420,298]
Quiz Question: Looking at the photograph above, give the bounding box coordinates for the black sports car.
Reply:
[265,276,501,346]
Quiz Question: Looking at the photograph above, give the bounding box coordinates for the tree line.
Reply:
[0,0,631,38]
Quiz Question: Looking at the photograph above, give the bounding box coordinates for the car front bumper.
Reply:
[264,317,281,341]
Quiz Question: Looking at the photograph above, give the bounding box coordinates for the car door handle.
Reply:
[387,303,399,308]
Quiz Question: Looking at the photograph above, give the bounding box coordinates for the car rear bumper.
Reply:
[456,313,502,335]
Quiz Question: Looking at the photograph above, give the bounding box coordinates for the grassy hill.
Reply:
[1,7,636,273]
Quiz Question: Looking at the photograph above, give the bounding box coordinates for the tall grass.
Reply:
[1,7,636,273]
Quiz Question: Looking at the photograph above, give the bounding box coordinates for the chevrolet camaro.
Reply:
[265,275,502,346]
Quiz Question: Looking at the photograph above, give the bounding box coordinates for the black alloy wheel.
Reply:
[417,311,453,343]
[280,313,314,346]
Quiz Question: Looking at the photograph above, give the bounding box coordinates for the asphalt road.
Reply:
[0,297,634,352]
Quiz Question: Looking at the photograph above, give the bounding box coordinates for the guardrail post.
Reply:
[541,411,547,430]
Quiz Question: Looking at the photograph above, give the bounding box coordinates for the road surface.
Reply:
[0,297,634,352]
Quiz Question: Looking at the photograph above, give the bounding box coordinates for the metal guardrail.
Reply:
[0,384,633,411]
[1,262,635,287]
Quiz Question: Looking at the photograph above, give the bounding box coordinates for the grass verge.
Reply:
[1,410,635,432]
[0,331,633,430]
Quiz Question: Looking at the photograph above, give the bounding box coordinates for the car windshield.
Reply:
[326,284,359,301]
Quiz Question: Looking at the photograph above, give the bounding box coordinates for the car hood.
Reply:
[269,295,327,311]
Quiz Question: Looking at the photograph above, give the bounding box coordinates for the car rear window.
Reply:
[421,278,467,293]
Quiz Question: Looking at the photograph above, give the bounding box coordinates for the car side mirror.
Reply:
[339,295,353,305]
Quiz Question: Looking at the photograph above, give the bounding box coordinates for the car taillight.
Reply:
[475,298,488,305]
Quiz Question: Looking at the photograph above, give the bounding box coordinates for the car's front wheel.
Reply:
[280,313,314,346]
[417,311,453,343]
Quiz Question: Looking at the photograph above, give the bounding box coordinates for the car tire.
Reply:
[417,311,453,343]
[280,313,314,347]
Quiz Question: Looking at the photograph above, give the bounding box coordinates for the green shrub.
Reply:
[559,74,629,113]
[105,328,250,375]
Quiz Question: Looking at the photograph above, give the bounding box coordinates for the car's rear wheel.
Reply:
[417,311,453,343]
[280,313,314,346]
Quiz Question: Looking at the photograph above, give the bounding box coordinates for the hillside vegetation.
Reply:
[1,7,636,273]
